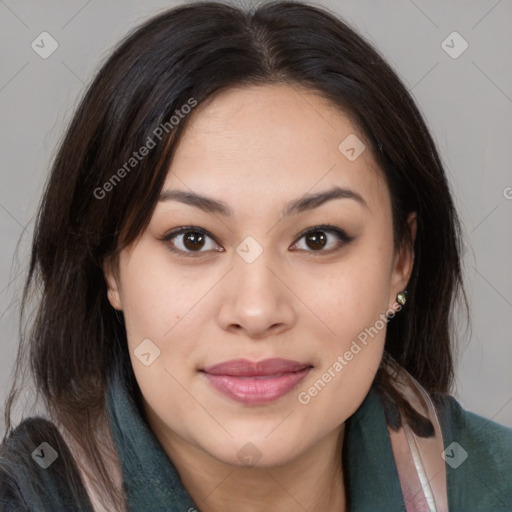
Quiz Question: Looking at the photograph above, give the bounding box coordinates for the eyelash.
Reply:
[159,224,354,258]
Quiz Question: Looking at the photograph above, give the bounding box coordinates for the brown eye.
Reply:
[305,231,328,251]
[161,227,222,257]
[182,231,206,251]
[291,225,354,254]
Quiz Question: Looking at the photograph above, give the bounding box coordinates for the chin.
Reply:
[199,433,307,469]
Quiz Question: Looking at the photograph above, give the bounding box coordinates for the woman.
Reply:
[1,1,510,511]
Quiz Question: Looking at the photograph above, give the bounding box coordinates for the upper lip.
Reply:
[202,358,312,377]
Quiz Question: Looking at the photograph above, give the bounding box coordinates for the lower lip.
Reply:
[202,368,312,405]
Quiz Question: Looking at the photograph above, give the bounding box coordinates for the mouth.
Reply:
[200,358,313,404]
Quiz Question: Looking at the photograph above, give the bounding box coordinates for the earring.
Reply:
[397,290,407,306]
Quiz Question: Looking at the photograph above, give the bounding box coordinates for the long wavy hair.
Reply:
[1,1,467,509]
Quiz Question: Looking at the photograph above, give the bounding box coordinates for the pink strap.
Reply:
[385,359,449,511]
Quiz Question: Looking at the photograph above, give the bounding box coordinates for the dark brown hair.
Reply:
[1,1,467,509]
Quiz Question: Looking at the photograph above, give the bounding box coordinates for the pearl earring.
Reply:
[397,290,408,306]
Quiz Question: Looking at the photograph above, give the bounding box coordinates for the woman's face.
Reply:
[104,83,415,468]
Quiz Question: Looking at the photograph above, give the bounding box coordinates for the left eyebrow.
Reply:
[282,186,368,216]
[158,185,368,217]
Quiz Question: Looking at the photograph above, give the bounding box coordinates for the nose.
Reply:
[217,248,297,338]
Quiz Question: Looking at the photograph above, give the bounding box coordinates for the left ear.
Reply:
[388,212,417,308]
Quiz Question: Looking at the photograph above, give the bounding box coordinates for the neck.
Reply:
[151,419,347,512]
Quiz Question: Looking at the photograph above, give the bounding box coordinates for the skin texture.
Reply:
[104,83,416,512]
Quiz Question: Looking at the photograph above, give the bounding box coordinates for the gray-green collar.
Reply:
[106,369,406,511]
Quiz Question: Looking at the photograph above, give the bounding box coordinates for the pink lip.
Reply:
[201,358,313,404]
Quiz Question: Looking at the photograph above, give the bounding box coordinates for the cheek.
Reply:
[119,252,209,434]
[294,240,392,422]
[119,248,206,345]
[117,250,216,410]
[296,305,387,435]
[313,241,393,340]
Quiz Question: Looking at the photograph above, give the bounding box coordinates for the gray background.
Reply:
[1,0,511,430]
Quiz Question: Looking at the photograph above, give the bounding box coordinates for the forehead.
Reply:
[162,84,388,216]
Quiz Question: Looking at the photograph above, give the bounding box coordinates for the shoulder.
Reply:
[0,416,93,512]
[434,392,512,459]
[432,392,512,511]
